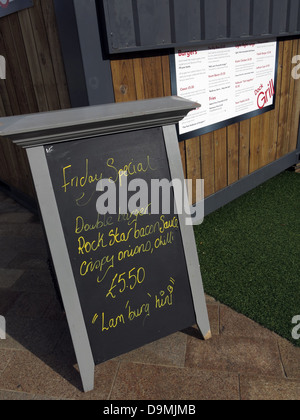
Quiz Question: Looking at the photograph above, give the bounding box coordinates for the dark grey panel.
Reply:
[103,0,136,50]
[271,0,289,34]
[102,0,300,54]
[289,0,300,32]
[137,0,172,46]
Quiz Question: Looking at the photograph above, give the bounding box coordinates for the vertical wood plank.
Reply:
[289,39,300,152]
[269,41,284,163]
[0,17,28,114]
[186,137,201,205]
[238,120,250,179]
[0,0,71,200]
[18,8,49,112]
[1,139,20,190]
[227,123,239,185]
[285,39,298,152]
[111,59,137,102]
[0,90,6,117]
[276,40,294,159]
[0,139,10,183]
[132,57,146,100]
[0,20,20,115]
[0,81,13,116]
[214,127,227,191]
[28,0,60,111]
[265,109,277,164]
[8,13,39,114]
[260,112,272,167]
[161,54,172,97]
[179,142,187,179]
[200,132,215,197]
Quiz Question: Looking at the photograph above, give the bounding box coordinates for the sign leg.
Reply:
[27,146,95,392]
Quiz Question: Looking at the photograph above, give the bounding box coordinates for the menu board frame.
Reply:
[170,40,279,141]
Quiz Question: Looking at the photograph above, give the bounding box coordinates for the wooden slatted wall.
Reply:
[0,0,70,198]
[111,39,300,204]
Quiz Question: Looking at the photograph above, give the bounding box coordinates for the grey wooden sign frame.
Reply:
[0,96,211,392]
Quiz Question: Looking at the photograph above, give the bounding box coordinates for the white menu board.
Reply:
[0,0,33,18]
[172,41,278,139]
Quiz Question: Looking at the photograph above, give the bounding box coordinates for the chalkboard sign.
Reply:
[3,96,211,392]
[45,127,196,364]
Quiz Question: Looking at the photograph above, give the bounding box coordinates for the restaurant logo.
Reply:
[292,316,300,340]
[255,79,275,110]
[0,55,6,79]
[0,316,5,340]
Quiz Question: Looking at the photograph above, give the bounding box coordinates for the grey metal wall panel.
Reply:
[204,0,228,40]
[54,0,115,107]
[252,0,271,36]
[104,0,136,49]
[136,0,172,46]
[271,0,289,35]
[172,0,202,44]
[102,0,300,54]
[230,0,251,38]
[289,0,300,32]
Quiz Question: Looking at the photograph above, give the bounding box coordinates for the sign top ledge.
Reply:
[0,96,199,148]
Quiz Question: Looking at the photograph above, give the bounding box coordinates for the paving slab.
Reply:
[277,338,300,380]
[110,363,240,401]
[114,332,188,368]
[185,334,284,377]
[219,305,280,340]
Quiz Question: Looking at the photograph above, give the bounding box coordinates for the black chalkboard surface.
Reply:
[45,126,196,364]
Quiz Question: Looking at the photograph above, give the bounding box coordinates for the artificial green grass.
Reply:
[194,171,300,346]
